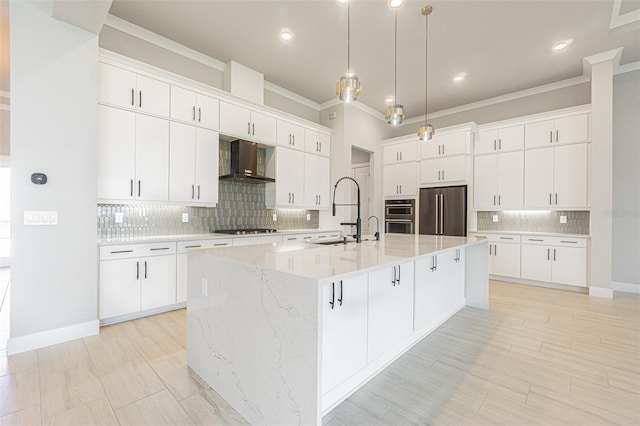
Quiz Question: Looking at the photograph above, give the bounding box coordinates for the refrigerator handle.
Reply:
[440,193,444,235]
[435,194,439,234]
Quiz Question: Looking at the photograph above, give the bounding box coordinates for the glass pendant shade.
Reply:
[336,73,361,102]
[418,123,434,141]
[386,104,405,126]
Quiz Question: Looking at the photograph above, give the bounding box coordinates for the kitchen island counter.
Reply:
[187,234,488,426]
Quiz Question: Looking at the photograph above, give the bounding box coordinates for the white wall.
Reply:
[612,70,640,288]
[9,2,98,347]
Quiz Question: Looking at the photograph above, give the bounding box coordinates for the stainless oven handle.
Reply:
[440,193,444,235]
[385,203,413,208]
[435,194,439,234]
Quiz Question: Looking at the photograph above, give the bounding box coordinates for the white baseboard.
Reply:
[612,281,640,294]
[7,320,99,355]
[589,286,614,299]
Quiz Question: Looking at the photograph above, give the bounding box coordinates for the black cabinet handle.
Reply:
[136,261,139,280]
[150,247,170,251]
[198,107,201,122]
[554,249,556,261]
[338,280,343,306]
[185,245,201,249]
[198,185,201,199]
[139,90,142,108]
[489,244,492,255]
[391,266,396,286]
[547,248,550,260]
[110,250,133,254]
[131,88,134,106]
[138,180,141,197]
[192,106,196,121]
[144,260,147,279]
[560,240,578,244]
[192,185,195,199]
[330,282,335,309]
[397,265,401,285]
[213,243,228,246]
[130,179,133,197]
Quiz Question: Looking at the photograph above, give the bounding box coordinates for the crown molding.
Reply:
[318,97,342,111]
[616,60,640,75]
[0,91,10,99]
[0,104,9,111]
[610,0,640,30]
[264,81,320,111]
[104,14,227,72]
[349,101,387,123]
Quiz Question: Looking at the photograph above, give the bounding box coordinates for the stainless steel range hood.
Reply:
[219,140,275,183]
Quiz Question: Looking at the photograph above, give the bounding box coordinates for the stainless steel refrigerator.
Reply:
[419,186,467,236]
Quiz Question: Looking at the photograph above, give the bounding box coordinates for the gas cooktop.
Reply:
[215,229,278,235]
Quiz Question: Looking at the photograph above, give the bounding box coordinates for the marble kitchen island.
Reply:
[187,234,488,425]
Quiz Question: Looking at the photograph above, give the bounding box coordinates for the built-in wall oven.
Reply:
[385,199,415,234]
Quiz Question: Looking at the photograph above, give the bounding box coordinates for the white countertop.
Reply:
[469,230,590,239]
[97,228,340,246]
[191,234,485,281]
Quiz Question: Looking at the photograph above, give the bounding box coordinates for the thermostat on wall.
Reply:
[31,173,47,185]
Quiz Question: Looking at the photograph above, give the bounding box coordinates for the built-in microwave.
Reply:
[384,199,415,234]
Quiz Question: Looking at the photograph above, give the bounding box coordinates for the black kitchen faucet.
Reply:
[332,176,362,243]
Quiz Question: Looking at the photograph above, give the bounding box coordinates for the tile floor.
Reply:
[0,280,638,425]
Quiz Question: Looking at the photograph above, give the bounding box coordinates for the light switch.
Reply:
[272,213,277,222]
[24,211,57,225]
[306,213,311,221]
[560,215,567,224]
[492,215,499,223]
[115,212,124,223]
[182,213,189,223]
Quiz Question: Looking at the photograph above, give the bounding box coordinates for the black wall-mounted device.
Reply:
[31,173,47,185]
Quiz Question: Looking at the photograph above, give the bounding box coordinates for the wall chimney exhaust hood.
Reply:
[219,140,275,183]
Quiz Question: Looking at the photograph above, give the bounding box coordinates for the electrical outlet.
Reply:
[24,211,58,225]
[492,215,499,223]
[306,213,311,221]
[115,212,124,223]
[201,278,208,297]
[560,215,567,224]
[182,213,189,223]
[272,213,277,222]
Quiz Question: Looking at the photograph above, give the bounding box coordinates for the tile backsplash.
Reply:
[97,140,319,241]
[477,211,590,235]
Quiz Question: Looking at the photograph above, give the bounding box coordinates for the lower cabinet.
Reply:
[321,275,368,392]
[368,262,415,362]
[521,236,587,287]
[99,242,177,320]
[414,248,465,332]
[490,241,521,278]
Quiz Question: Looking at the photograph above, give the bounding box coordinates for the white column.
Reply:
[584,48,622,298]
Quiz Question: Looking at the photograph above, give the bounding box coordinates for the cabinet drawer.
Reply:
[314,231,342,240]
[521,235,587,247]
[100,242,177,260]
[470,233,521,244]
[177,239,233,253]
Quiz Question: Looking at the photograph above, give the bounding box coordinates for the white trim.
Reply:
[263,81,320,111]
[0,90,9,98]
[610,0,640,30]
[319,97,342,111]
[104,14,226,71]
[0,104,9,111]
[477,104,591,132]
[349,102,387,122]
[7,320,99,355]
[612,281,640,294]
[589,286,614,299]
[616,61,640,75]
[0,155,10,167]
[584,47,623,67]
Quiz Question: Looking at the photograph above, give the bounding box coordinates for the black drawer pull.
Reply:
[185,245,202,249]
[560,241,578,244]
[528,239,544,242]
[499,237,514,240]
[213,243,228,246]
[110,250,133,254]
[150,247,170,251]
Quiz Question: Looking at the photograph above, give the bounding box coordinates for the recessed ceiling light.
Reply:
[552,39,573,51]
[337,0,348,4]
[388,0,404,8]
[453,73,466,82]
[280,30,293,41]
[385,96,395,104]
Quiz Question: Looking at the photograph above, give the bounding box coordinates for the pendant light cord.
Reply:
[394,9,398,102]
[347,0,351,73]
[424,9,428,126]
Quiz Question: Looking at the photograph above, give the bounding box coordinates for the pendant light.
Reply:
[336,0,361,102]
[386,9,405,126]
[418,5,434,141]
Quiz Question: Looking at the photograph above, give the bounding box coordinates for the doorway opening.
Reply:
[351,147,373,235]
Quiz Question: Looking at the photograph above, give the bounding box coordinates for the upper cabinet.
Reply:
[475,125,524,155]
[219,101,276,145]
[420,131,467,159]
[524,113,589,149]
[277,120,305,151]
[305,128,330,157]
[98,62,170,117]
[383,140,418,165]
[170,86,220,130]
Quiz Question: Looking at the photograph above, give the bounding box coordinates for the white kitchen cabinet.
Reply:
[383,140,418,165]
[265,147,305,208]
[476,125,524,154]
[525,113,588,149]
[277,120,305,151]
[219,101,277,145]
[524,143,588,209]
[170,85,220,130]
[304,154,330,208]
[474,151,523,209]
[368,262,415,362]
[322,275,368,393]
[420,155,466,185]
[98,62,170,117]
[169,123,219,205]
[304,128,330,157]
[420,131,466,159]
[414,248,465,332]
[231,234,283,247]
[97,105,169,202]
[99,242,177,321]
[176,239,232,303]
[383,162,417,197]
[521,236,587,287]
[491,241,521,278]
